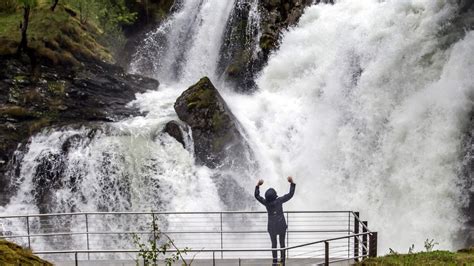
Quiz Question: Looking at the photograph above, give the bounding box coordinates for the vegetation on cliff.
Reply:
[359,248,474,265]
[0,239,52,265]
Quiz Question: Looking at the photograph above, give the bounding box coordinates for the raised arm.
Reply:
[280,176,296,203]
[254,180,266,206]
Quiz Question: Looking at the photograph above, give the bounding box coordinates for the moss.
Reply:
[0,239,52,265]
[186,78,217,109]
[28,117,51,134]
[47,80,65,96]
[0,105,36,119]
[359,249,474,265]
[259,34,276,51]
[22,89,43,104]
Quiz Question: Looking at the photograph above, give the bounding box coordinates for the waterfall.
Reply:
[226,0,474,252]
[129,0,236,84]
[1,0,473,254]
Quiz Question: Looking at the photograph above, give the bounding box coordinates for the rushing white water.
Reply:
[1,0,473,255]
[226,0,474,252]
[130,0,236,84]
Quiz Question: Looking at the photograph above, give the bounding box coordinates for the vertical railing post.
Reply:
[213,251,216,266]
[75,252,78,266]
[85,214,90,260]
[369,232,378,258]
[220,212,223,259]
[362,221,368,258]
[347,212,350,258]
[325,241,329,266]
[26,215,31,249]
[354,212,359,261]
[286,212,289,259]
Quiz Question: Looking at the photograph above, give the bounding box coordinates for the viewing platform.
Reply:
[0,211,377,265]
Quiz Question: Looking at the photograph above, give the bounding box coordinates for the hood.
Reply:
[265,188,277,202]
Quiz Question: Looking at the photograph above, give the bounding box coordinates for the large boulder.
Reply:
[174,77,251,169]
[174,77,256,209]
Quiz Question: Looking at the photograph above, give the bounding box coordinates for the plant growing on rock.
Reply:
[424,239,439,252]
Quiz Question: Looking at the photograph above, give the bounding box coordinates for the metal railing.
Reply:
[0,211,377,265]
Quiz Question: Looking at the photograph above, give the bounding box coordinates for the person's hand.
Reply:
[287,176,294,184]
[257,179,264,186]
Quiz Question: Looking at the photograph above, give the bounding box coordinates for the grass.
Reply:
[0,4,113,64]
[359,248,474,265]
[0,239,52,265]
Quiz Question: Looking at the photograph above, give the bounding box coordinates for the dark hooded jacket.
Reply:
[255,183,296,234]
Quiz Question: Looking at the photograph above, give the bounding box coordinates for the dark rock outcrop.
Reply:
[0,56,158,205]
[174,77,250,169]
[219,0,333,92]
[461,111,474,247]
[218,1,264,92]
[163,120,186,148]
[259,0,332,55]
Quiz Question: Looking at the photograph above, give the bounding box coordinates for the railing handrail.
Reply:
[0,210,354,219]
[32,232,374,254]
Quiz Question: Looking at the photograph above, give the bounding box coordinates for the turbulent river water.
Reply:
[1,0,473,253]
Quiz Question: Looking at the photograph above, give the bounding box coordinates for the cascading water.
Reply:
[1,0,473,255]
[225,0,474,252]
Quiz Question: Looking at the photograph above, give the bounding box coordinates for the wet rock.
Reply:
[461,111,474,246]
[174,77,252,169]
[259,0,333,55]
[163,120,186,148]
[0,56,159,206]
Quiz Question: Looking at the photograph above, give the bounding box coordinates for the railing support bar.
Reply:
[362,221,368,258]
[369,232,378,258]
[286,212,289,259]
[220,212,223,259]
[26,216,31,249]
[325,241,329,266]
[85,214,90,260]
[354,212,359,262]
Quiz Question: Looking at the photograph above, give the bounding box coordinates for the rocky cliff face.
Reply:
[0,56,158,205]
[219,0,333,92]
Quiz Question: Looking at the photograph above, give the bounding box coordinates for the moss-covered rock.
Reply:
[174,77,256,209]
[174,77,251,169]
[0,239,52,265]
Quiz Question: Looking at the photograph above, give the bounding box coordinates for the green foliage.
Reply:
[17,0,37,8]
[359,250,474,266]
[64,0,137,55]
[132,214,198,266]
[0,0,18,13]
